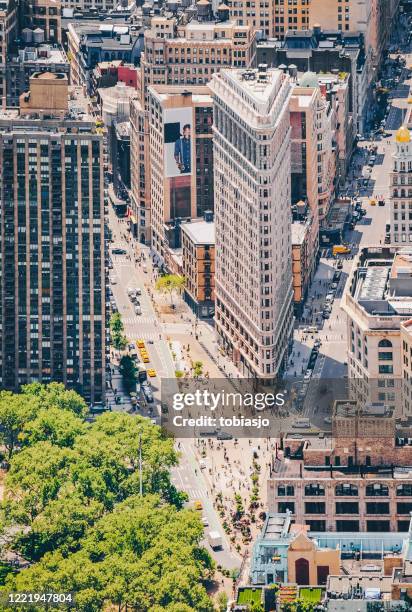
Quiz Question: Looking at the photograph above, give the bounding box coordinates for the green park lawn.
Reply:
[299,587,323,603]
[237,587,262,605]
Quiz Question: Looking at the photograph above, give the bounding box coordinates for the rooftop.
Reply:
[0,85,94,125]
[181,219,215,245]
[291,221,309,245]
[14,45,69,66]
[347,248,412,318]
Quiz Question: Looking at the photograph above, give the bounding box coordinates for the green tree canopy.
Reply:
[109,313,127,351]
[155,274,185,305]
[0,387,213,611]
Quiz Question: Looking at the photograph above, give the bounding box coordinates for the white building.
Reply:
[342,247,412,418]
[390,126,412,246]
[210,66,293,381]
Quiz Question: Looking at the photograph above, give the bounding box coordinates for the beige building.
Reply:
[294,73,339,224]
[22,0,61,43]
[135,5,255,246]
[227,0,309,40]
[130,97,150,244]
[181,216,215,318]
[141,8,256,104]
[147,85,214,265]
[210,66,293,381]
[390,126,412,246]
[341,247,412,416]
[19,71,68,117]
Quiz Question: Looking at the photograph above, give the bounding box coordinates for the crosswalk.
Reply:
[187,487,209,501]
[122,316,157,326]
[318,333,345,342]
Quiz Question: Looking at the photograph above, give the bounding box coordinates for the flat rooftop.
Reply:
[291,221,308,245]
[181,220,215,245]
[227,68,283,106]
[0,85,94,124]
[349,248,412,317]
[14,45,68,65]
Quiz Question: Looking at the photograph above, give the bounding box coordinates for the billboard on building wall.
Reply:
[164,107,193,178]
[164,107,193,219]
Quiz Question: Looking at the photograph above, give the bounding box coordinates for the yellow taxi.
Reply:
[370,199,377,206]
[147,368,157,377]
[141,354,150,363]
[193,500,203,511]
[137,339,145,349]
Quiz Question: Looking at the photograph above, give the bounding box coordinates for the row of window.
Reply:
[278,501,412,515]
[278,483,412,496]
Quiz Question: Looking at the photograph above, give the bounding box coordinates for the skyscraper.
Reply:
[210,66,294,381]
[0,72,105,402]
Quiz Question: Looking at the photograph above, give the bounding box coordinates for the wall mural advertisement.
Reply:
[164,107,193,219]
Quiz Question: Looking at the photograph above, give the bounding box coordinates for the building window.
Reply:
[336,520,359,532]
[366,502,390,515]
[397,502,412,514]
[306,520,326,532]
[336,502,359,514]
[397,484,412,496]
[335,484,358,496]
[365,484,389,497]
[277,485,295,497]
[367,520,390,532]
[278,502,294,513]
[304,484,325,496]
[305,502,325,514]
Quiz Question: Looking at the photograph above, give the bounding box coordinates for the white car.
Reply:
[202,516,209,527]
[135,305,142,315]
[304,370,312,381]
[110,275,117,285]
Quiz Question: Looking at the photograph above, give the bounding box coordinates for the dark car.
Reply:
[112,247,127,255]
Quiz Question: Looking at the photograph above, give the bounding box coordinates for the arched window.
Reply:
[305,484,325,496]
[335,483,358,496]
[366,483,389,497]
[378,339,392,348]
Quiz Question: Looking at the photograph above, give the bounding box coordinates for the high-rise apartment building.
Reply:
[0,72,105,403]
[210,66,293,381]
[0,0,18,107]
[390,127,412,246]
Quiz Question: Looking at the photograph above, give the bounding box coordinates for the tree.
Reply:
[155,274,185,305]
[21,382,88,417]
[0,392,39,461]
[21,407,87,448]
[7,496,214,612]
[119,355,138,393]
[109,312,127,351]
[2,392,215,611]
[193,361,203,378]
[216,591,228,612]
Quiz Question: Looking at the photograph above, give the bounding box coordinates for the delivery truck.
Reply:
[208,531,222,550]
